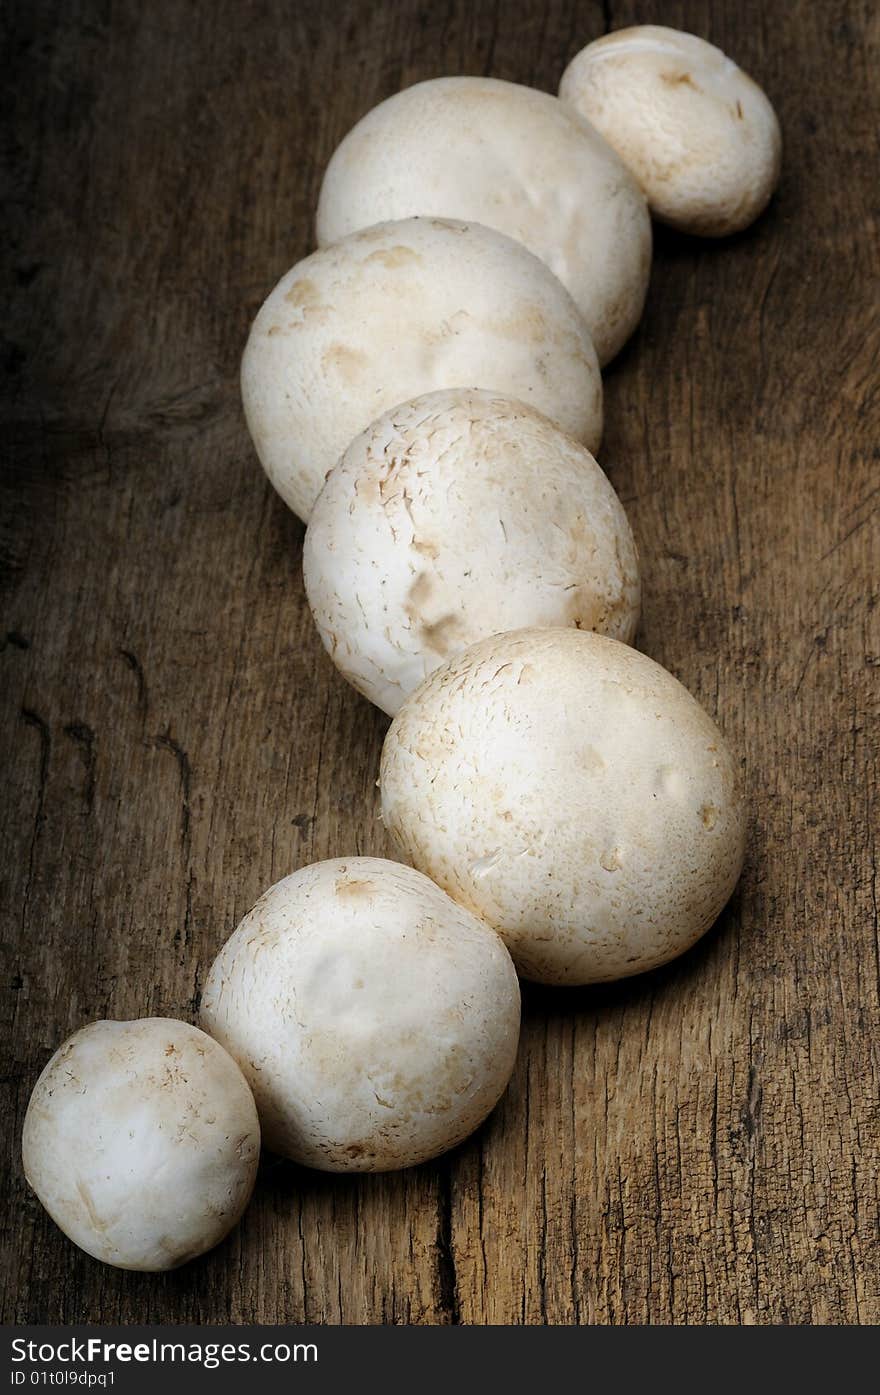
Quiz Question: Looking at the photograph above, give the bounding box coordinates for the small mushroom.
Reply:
[200,858,521,1171]
[304,389,640,715]
[316,78,652,365]
[22,1018,260,1271]
[380,629,747,986]
[242,216,602,522]
[559,26,782,237]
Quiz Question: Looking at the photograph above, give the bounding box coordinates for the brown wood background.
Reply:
[2,0,878,1325]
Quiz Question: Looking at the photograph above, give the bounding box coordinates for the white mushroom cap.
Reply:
[242,217,602,522]
[21,1018,260,1271]
[200,858,520,1171]
[315,78,652,365]
[559,26,782,237]
[380,629,746,986]
[304,389,640,716]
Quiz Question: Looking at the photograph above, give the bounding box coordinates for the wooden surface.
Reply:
[2,0,878,1325]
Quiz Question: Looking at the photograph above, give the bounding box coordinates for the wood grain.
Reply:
[2,0,878,1324]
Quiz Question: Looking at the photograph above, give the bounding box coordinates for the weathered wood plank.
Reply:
[2,0,878,1324]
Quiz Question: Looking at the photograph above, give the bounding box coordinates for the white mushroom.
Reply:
[559,27,782,236]
[380,629,746,986]
[315,78,652,365]
[22,1018,260,1271]
[200,858,520,1171]
[242,217,602,521]
[304,389,640,716]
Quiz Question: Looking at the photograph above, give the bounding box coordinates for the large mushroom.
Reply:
[200,858,521,1171]
[316,78,652,365]
[380,629,747,986]
[304,389,640,715]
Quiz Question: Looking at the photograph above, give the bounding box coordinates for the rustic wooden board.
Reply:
[2,0,878,1325]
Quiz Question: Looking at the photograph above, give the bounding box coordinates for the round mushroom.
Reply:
[22,1018,260,1271]
[304,389,640,716]
[559,27,782,237]
[242,216,603,521]
[315,78,652,365]
[200,858,521,1171]
[380,629,746,986]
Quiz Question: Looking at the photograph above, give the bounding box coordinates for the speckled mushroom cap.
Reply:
[21,1018,260,1271]
[200,858,521,1171]
[241,216,603,522]
[380,629,746,986]
[304,389,640,716]
[315,78,652,365]
[559,26,782,237]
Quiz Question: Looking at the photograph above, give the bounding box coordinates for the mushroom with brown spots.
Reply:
[303,388,640,716]
[241,216,603,522]
[559,26,782,236]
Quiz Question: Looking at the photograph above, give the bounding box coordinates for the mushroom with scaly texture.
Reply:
[304,388,640,716]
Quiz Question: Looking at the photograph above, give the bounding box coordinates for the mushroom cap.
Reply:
[242,216,602,522]
[559,26,782,237]
[304,389,640,716]
[380,629,746,986]
[200,858,521,1171]
[315,78,651,365]
[21,1018,260,1271]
